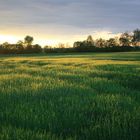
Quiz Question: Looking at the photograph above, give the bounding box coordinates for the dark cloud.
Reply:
[0,0,140,35]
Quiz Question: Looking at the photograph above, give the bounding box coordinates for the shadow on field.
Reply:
[0,82,139,140]
[0,53,140,139]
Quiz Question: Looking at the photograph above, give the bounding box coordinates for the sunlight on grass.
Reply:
[0,52,140,140]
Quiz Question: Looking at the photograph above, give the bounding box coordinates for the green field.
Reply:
[0,52,140,140]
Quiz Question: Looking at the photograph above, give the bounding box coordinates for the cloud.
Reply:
[0,0,140,44]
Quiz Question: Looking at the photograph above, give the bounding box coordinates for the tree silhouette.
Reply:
[95,38,106,48]
[87,35,94,43]
[24,35,34,46]
[106,38,117,47]
[32,44,42,53]
[132,29,140,46]
[0,29,140,54]
[119,32,132,47]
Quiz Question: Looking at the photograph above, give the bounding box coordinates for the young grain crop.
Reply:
[0,52,140,140]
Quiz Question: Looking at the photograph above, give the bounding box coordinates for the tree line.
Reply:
[72,29,140,52]
[0,29,140,54]
[0,36,42,54]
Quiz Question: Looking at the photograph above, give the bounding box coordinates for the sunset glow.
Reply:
[0,34,61,46]
[0,0,139,46]
[0,35,20,44]
[0,31,120,47]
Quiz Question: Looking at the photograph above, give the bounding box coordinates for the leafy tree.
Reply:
[106,38,118,47]
[119,32,132,46]
[73,41,82,48]
[87,35,94,43]
[2,42,9,49]
[24,35,34,46]
[95,38,106,48]
[86,35,95,48]
[132,29,140,46]
[24,36,34,53]
[17,40,24,46]
[16,40,24,53]
[32,44,42,53]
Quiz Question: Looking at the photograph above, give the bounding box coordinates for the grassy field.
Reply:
[0,52,140,140]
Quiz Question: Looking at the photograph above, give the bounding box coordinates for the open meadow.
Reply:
[0,52,140,140]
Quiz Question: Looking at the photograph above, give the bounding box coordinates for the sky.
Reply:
[0,0,140,46]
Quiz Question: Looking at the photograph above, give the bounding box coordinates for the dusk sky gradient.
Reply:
[0,0,140,45]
